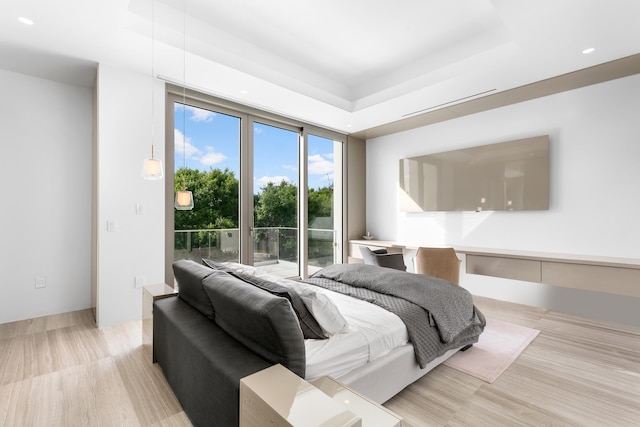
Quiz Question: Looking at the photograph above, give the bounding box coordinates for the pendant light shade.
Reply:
[175,190,194,210]
[142,157,163,180]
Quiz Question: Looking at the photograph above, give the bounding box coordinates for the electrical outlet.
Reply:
[35,276,46,289]
[134,276,145,289]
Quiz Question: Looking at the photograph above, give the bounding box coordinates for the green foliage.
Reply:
[254,180,298,228]
[174,169,333,263]
[308,183,333,224]
[174,167,239,231]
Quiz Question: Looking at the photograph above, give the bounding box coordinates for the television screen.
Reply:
[399,135,549,212]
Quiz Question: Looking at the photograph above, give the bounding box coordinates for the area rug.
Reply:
[443,317,540,383]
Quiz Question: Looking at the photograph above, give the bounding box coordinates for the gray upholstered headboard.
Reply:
[202,269,306,377]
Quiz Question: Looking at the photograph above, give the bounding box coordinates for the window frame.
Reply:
[164,84,346,283]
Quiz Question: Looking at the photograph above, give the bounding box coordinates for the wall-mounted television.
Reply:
[399,135,549,212]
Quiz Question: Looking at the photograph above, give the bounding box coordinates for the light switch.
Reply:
[107,221,117,232]
[136,203,144,215]
[134,276,145,288]
[35,276,46,289]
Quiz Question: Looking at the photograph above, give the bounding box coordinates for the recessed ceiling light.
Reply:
[582,47,595,54]
[18,17,34,25]
[240,89,248,94]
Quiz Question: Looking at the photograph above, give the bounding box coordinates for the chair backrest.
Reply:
[360,246,384,264]
[414,247,461,285]
[359,246,406,271]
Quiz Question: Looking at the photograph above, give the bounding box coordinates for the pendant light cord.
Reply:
[182,0,187,190]
[150,0,155,160]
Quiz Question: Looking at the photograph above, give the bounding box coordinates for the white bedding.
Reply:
[250,268,410,380]
[223,262,461,401]
[303,285,409,380]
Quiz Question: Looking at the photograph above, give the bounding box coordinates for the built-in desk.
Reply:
[348,240,640,298]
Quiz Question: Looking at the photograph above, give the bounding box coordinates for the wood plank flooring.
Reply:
[0,296,638,426]
[385,297,640,427]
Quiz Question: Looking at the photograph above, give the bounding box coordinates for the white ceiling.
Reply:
[1,0,639,134]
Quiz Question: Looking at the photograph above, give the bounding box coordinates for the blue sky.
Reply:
[174,104,335,192]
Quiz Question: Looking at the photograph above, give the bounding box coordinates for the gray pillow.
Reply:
[229,271,327,340]
[173,260,216,318]
[202,270,306,377]
[201,258,231,271]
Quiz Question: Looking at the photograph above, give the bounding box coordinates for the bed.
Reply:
[154,259,485,426]
[242,262,486,403]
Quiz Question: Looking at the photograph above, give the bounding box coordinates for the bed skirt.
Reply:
[335,344,461,403]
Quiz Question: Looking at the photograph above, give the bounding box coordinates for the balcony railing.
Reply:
[174,227,335,275]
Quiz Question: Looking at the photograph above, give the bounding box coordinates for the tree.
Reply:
[308,183,333,225]
[253,180,297,260]
[175,170,334,231]
[253,180,297,228]
[173,170,334,262]
[252,180,335,262]
[174,167,239,231]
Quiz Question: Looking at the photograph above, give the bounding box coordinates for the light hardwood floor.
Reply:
[0,296,638,426]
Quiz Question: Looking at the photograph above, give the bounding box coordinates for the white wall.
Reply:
[96,64,165,327]
[366,73,640,325]
[0,69,93,324]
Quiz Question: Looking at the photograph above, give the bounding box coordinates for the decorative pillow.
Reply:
[229,271,327,340]
[201,258,257,275]
[255,272,350,336]
[221,261,258,275]
[173,260,216,318]
[295,286,350,335]
[202,270,306,377]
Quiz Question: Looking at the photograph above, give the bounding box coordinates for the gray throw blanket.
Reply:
[308,263,485,344]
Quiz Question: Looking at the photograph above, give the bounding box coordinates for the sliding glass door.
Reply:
[307,133,342,275]
[251,120,300,277]
[172,101,241,264]
[167,86,344,280]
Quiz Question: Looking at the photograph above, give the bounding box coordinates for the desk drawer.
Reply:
[466,254,541,283]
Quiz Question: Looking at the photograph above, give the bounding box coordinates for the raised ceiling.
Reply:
[1,0,639,134]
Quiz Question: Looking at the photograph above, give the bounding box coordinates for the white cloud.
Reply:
[255,175,291,189]
[174,103,216,123]
[201,146,227,166]
[174,128,202,160]
[187,106,216,122]
[308,154,334,176]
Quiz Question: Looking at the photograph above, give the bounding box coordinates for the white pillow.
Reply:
[295,286,349,335]
[220,261,257,275]
[255,272,349,335]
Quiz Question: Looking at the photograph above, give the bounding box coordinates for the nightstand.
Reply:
[142,283,177,350]
[240,364,404,426]
[312,377,403,427]
[240,364,361,426]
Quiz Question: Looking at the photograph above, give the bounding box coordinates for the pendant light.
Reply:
[175,0,194,210]
[142,0,164,180]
